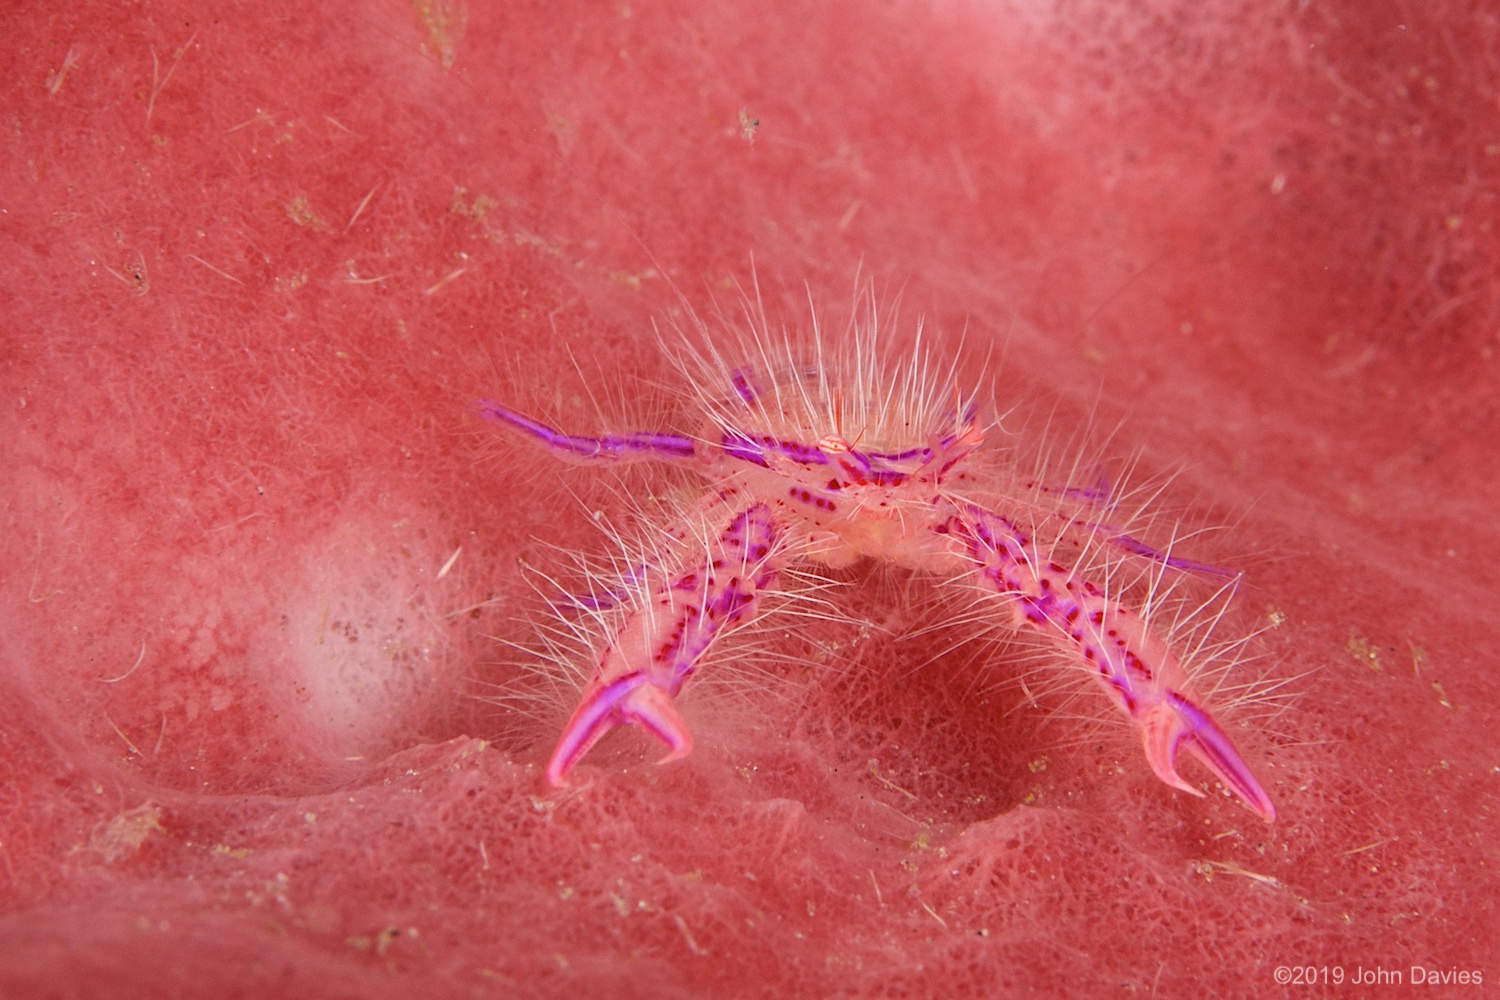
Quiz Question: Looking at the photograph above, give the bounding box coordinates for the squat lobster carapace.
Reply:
[480,286,1277,823]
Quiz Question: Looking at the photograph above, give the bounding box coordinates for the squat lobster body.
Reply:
[481,291,1276,822]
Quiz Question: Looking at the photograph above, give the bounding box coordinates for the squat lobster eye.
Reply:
[817,434,852,453]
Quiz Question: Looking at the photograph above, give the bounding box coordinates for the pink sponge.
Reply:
[2,1,1496,997]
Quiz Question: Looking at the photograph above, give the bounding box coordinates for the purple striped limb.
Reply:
[950,504,1276,821]
[1104,531,1241,580]
[545,501,781,785]
[1030,470,1115,506]
[478,400,697,463]
[1028,471,1241,578]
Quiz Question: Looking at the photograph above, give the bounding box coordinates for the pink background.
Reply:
[3,1,1497,996]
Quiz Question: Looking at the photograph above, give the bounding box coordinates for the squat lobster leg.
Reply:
[478,399,698,464]
[949,504,1277,821]
[545,499,782,786]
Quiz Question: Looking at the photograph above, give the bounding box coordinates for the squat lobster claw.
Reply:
[546,673,694,786]
[1142,693,1278,822]
[526,492,782,788]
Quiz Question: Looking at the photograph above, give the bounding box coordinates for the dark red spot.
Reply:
[1125,651,1151,680]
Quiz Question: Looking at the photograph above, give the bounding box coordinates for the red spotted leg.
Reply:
[948,504,1277,821]
[545,500,782,786]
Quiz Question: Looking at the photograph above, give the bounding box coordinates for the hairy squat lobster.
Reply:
[480,289,1276,822]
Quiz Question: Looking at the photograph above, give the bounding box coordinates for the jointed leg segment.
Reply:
[949,503,1276,821]
[544,499,781,786]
